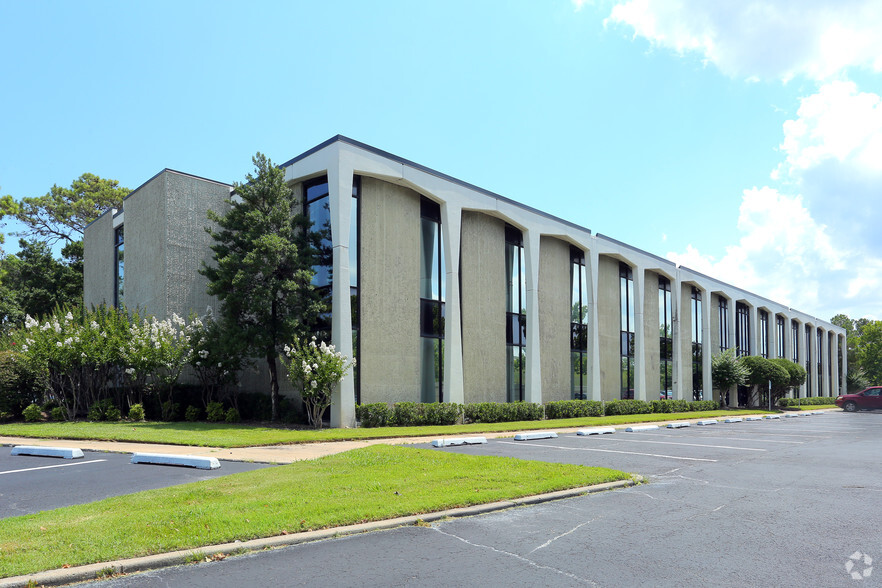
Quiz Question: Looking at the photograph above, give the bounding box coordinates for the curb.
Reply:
[0,478,639,587]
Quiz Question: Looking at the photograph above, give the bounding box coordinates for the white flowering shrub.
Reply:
[185,308,248,410]
[10,305,197,420]
[283,336,355,429]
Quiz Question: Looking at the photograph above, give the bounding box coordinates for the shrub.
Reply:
[184,405,201,422]
[128,403,145,422]
[206,402,226,422]
[688,400,718,411]
[50,407,67,421]
[283,336,355,429]
[224,407,240,423]
[22,403,42,422]
[650,399,690,413]
[161,401,180,421]
[604,399,652,416]
[87,398,120,422]
[0,350,45,418]
[777,396,836,407]
[545,400,603,419]
[356,403,391,428]
[463,402,544,423]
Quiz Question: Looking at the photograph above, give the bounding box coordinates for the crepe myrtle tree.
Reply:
[284,336,355,429]
[201,153,325,422]
[711,348,748,407]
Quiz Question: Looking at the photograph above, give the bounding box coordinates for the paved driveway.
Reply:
[90,411,882,587]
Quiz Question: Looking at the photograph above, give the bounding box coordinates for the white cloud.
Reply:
[606,0,882,82]
[668,82,882,319]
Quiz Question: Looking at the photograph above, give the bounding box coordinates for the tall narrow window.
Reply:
[304,175,361,403]
[420,197,444,403]
[735,302,750,357]
[304,176,332,335]
[817,329,823,395]
[658,277,672,400]
[350,178,360,404]
[759,310,769,358]
[114,226,124,308]
[691,287,703,401]
[792,321,799,364]
[571,248,588,399]
[620,263,635,399]
[805,325,812,396]
[776,315,786,358]
[505,225,526,403]
[718,298,729,352]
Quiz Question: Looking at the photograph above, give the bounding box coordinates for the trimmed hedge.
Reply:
[464,401,544,423]
[391,402,463,426]
[355,398,726,428]
[545,400,603,419]
[777,396,837,407]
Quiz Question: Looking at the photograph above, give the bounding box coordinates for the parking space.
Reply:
[0,448,272,519]
[418,411,860,477]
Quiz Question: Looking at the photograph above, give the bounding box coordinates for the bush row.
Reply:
[356,398,723,428]
[776,396,837,407]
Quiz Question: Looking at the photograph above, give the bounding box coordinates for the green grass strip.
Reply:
[0,409,770,448]
[0,445,630,578]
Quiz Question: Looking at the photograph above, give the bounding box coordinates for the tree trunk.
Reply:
[267,352,279,422]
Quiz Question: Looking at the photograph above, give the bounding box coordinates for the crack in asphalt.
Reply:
[429,526,599,586]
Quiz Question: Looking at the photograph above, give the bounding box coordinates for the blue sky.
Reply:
[2,0,881,321]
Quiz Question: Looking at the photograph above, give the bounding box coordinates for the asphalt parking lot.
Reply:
[88,410,882,587]
[0,449,272,519]
[419,411,856,476]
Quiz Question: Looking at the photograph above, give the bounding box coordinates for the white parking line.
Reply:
[576,437,766,452]
[497,441,718,462]
[0,459,107,475]
[624,432,804,444]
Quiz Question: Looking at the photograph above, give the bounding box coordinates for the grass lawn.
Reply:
[0,409,771,448]
[0,445,631,578]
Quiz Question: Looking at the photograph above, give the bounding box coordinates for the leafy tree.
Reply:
[770,358,806,398]
[856,321,882,386]
[13,173,129,244]
[201,153,324,422]
[0,239,83,333]
[0,193,18,253]
[741,355,790,406]
[711,348,747,406]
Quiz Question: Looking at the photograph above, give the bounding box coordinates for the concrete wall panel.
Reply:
[164,172,230,319]
[539,237,571,402]
[359,177,421,404]
[461,211,506,403]
[83,211,116,308]
[125,173,168,317]
[597,256,620,401]
[644,272,660,400]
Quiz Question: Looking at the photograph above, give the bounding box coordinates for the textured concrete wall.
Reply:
[461,211,506,403]
[597,256,621,401]
[359,177,421,404]
[644,271,660,400]
[539,236,571,402]
[125,173,168,317]
[710,293,721,354]
[680,283,695,399]
[83,211,116,308]
[164,172,230,319]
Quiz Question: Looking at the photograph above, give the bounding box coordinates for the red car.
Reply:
[836,387,882,412]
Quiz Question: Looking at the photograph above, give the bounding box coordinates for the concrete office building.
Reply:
[84,136,847,427]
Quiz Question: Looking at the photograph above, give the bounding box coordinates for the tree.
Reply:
[201,153,324,422]
[741,355,790,407]
[0,193,18,254]
[856,321,882,386]
[13,173,129,244]
[0,239,83,333]
[711,348,747,406]
[770,358,806,401]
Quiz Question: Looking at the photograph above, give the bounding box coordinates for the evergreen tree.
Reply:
[201,153,324,421]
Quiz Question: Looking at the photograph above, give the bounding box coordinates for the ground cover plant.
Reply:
[0,409,769,448]
[0,445,631,578]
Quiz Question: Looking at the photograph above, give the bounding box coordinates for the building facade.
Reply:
[84,136,847,427]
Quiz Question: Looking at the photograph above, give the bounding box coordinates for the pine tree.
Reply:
[201,153,324,421]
